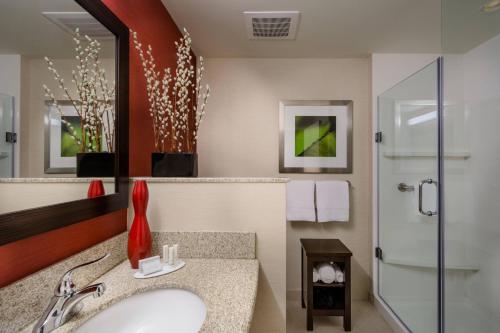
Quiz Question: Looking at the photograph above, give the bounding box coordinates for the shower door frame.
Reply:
[0,93,15,177]
[436,56,444,333]
[373,57,445,333]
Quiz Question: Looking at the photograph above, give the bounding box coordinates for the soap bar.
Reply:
[138,256,162,275]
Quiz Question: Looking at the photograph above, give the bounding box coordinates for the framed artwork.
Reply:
[44,101,80,174]
[279,100,353,174]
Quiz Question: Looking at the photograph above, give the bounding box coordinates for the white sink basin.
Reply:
[76,289,206,333]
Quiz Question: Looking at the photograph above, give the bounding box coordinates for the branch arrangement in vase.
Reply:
[131,28,210,153]
[43,28,116,153]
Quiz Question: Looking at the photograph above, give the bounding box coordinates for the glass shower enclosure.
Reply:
[376,1,500,332]
[0,93,15,178]
[377,60,441,333]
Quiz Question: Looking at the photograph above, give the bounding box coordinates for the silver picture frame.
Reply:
[44,100,77,174]
[279,100,353,174]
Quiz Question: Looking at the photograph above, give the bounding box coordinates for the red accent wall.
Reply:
[103,0,185,176]
[0,210,127,287]
[0,0,185,287]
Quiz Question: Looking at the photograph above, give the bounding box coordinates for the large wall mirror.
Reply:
[0,0,129,244]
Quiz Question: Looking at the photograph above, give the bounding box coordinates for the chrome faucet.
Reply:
[32,253,109,333]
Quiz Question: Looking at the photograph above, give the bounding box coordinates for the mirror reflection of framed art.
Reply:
[44,101,112,174]
[279,100,353,174]
[44,101,79,174]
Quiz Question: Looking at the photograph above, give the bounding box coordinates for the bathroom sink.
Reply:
[76,289,206,333]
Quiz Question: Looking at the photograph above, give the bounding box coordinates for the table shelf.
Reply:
[313,282,345,288]
[301,238,352,332]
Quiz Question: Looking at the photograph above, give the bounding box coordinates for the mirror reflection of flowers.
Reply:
[43,28,115,153]
[131,28,210,153]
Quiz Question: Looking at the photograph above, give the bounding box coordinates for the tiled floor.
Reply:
[286,299,394,333]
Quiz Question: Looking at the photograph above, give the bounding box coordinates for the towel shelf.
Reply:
[313,282,345,288]
[301,238,352,331]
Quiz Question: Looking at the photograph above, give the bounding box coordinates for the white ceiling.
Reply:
[0,0,114,59]
[161,0,442,58]
[443,0,500,53]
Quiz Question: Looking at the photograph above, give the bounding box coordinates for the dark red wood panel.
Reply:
[0,209,127,288]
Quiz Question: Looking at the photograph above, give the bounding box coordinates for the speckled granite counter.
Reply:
[0,177,289,184]
[131,177,289,183]
[0,177,114,183]
[20,258,259,333]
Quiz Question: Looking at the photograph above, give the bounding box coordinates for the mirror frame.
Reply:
[0,0,129,246]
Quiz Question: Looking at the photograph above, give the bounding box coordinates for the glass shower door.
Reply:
[0,93,15,177]
[442,0,500,332]
[377,60,440,332]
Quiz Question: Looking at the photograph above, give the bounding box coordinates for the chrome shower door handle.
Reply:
[418,178,438,216]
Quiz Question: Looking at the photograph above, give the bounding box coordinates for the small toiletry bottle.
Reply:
[173,244,179,265]
[162,244,169,263]
[168,246,175,265]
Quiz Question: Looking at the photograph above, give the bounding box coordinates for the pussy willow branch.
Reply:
[131,28,210,153]
[43,28,115,153]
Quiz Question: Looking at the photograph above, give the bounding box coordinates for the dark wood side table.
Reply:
[301,238,352,331]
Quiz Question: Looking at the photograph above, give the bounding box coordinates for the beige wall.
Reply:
[0,180,114,214]
[20,58,114,178]
[197,58,373,300]
[128,181,287,333]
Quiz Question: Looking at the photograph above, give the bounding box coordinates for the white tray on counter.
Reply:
[133,261,186,279]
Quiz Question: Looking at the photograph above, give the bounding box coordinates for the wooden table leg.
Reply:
[307,256,313,331]
[301,248,305,308]
[344,258,351,331]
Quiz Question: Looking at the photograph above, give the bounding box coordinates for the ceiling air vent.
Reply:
[244,11,300,40]
[42,12,114,40]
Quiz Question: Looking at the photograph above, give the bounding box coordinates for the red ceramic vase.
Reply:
[128,180,152,269]
[87,180,105,198]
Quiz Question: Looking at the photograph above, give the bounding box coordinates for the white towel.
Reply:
[316,181,349,222]
[286,181,316,222]
[333,264,344,283]
[317,262,336,284]
[313,267,320,283]
[336,270,344,283]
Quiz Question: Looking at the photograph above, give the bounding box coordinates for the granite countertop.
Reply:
[0,177,289,184]
[131,177,289,183]
[0,177,115,183]
[21,258,259,333]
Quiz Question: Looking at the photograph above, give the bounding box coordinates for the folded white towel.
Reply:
[317,262,335,284]
[316,180,349,222]
[286,181,316,222]
[313,267,320,283]
[336,270,344,283]
[333,264,345,283]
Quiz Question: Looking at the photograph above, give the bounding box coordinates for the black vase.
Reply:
[76,153,115,177]
[151,153,198,177]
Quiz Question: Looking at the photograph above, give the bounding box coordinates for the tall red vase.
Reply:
[87,180,105,198]
[128,180,152,269]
